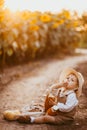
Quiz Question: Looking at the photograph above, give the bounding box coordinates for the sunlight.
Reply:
[5,0,87,14]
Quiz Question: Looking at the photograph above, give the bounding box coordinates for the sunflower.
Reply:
[52,20,64,28]
[29,24,39,31]
[29,19,37,24]
[21,11,30,20]
[31,12,39,17]
[40,14,52,22]
[62,10,70,19]
[52,22,59,29]
[73,21,79,27]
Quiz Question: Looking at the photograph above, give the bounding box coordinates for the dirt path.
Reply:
[0,54,87,130]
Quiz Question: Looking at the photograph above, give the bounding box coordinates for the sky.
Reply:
[5,0,87,15]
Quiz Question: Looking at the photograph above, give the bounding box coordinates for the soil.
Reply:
[0,53,87,130]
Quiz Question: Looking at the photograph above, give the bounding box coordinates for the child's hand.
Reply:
[52,105,58,111]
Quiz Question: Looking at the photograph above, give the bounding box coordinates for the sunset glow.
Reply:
[5,0,87,14]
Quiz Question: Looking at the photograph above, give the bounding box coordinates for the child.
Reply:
[3,68,84,125]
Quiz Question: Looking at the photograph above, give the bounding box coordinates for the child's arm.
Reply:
[49,82,67,93]
[52,92,78,112]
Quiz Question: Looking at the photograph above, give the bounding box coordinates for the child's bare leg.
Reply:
[33,115,56,124]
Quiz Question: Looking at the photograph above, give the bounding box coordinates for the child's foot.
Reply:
[17,114,31,123]
[3,110,21,121]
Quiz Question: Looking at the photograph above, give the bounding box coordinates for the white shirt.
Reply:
[52,91,78,112]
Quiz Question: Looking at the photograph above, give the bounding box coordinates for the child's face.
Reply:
[63,74,78,90]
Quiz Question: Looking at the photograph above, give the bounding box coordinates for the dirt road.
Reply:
[0,54,87,130]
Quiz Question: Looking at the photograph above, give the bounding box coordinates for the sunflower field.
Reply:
[78,12,87,48]
[0,0,86,66]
